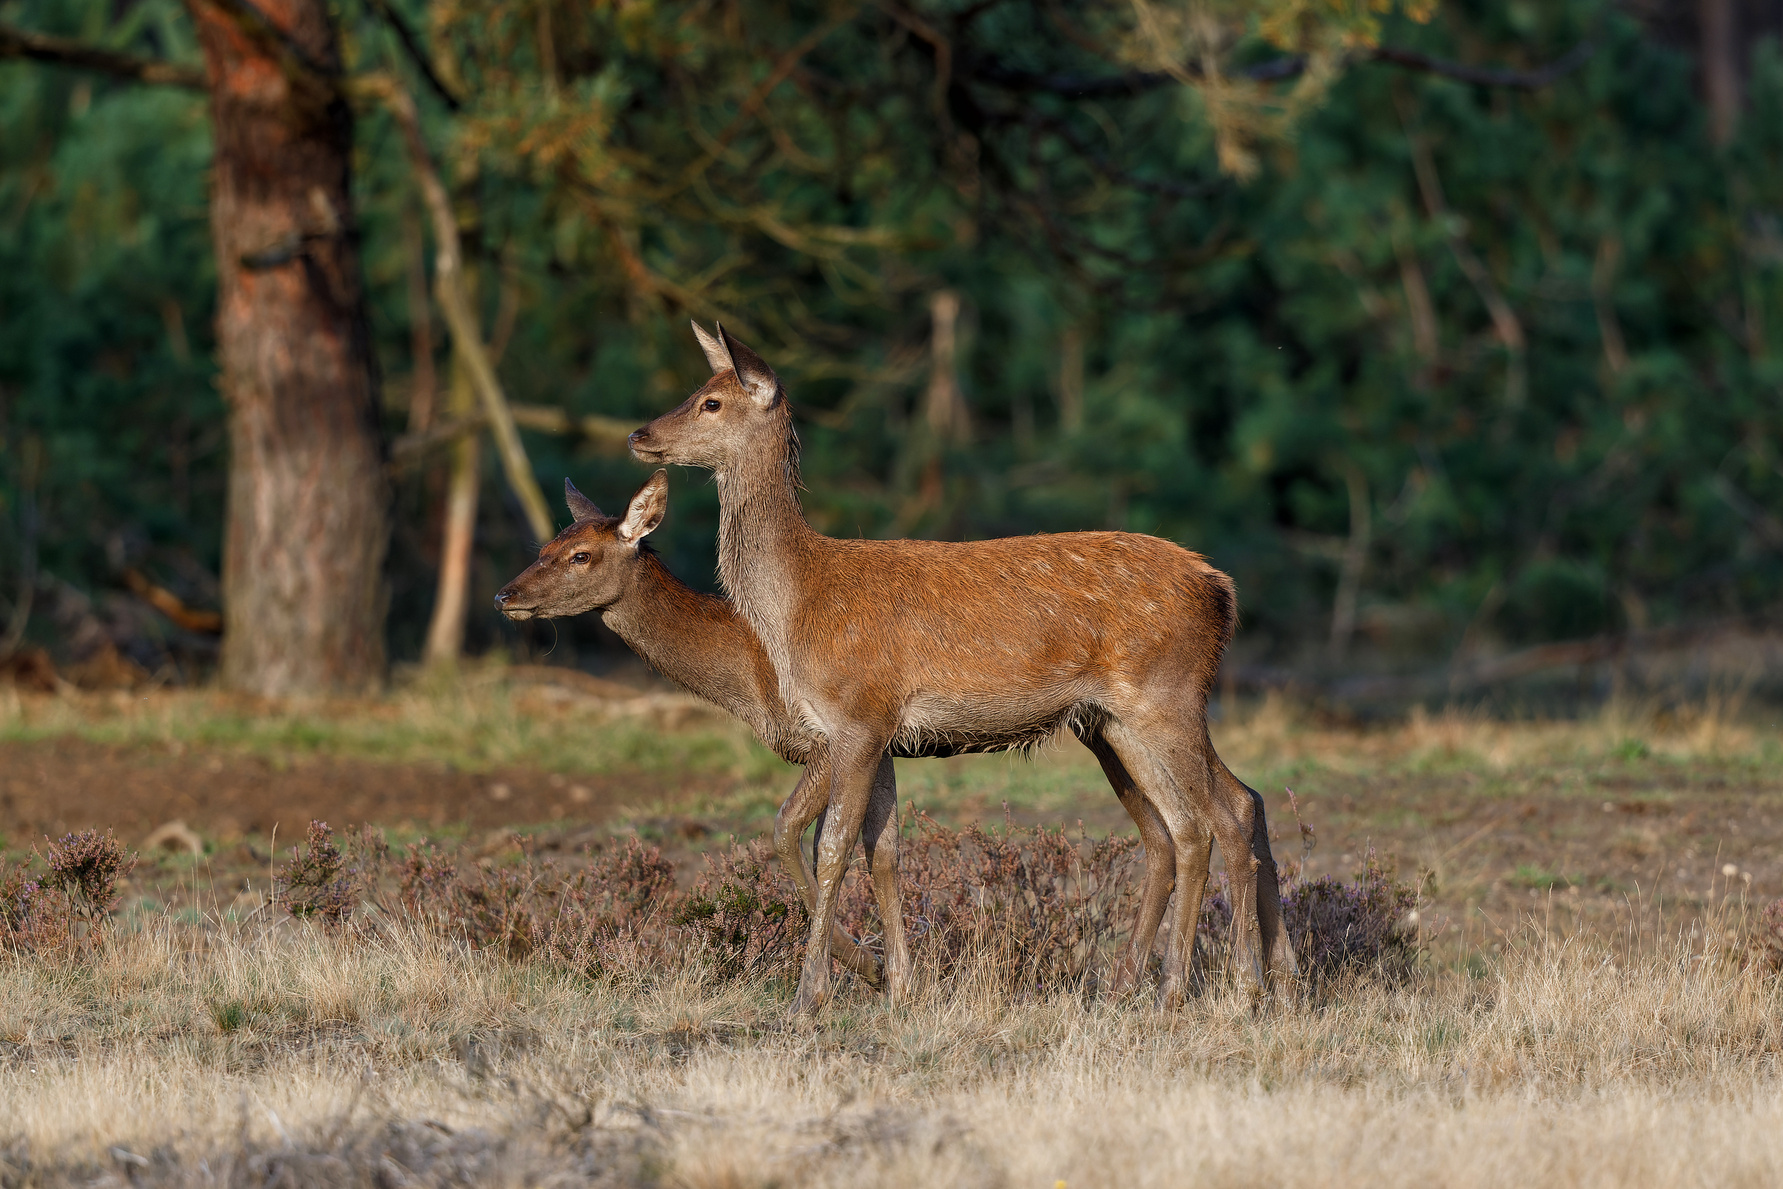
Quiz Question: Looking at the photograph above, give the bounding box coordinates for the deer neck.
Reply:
[714,430,815,690]
[600,551,781,745]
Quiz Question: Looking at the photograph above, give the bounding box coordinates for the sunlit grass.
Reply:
[873,692,1783,824]
[0,661,788,783]
[0,895,1777,1187]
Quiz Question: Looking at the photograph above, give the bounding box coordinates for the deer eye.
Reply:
[570,552,591,564]
[702,398,722,412]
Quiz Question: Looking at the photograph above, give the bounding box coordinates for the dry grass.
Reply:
[1,897,1779,1187]
[1215,692,1777,774]
[2,691,1780,1185]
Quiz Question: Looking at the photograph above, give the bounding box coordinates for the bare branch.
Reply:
[0,22,208,89]
[367,72,556,542]
[389,404,634,470]
[363,0,462,111]
[1370,40,1596,89]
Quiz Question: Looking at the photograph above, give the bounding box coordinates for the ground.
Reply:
[1,670,1780,1186]
[3,674,1778,946]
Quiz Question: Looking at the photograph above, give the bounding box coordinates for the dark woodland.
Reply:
[1,0,1780,698]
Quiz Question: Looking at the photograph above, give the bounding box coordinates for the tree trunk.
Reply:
[188,0,389,695]
[1699,0,1740,145]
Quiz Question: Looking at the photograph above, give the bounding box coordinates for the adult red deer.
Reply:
[629,324,1297,1013]
[493,472,901,987]
[498,473,1211,1007]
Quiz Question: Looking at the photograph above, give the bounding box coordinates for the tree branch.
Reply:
[1370,40,1596,89]
[0,22,208,89]
[962,40,1594,99]
[389,404,634,469]
[364,0,461,110]
[366,72,556,543]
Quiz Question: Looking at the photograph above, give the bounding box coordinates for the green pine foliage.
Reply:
[1,0,1777,672]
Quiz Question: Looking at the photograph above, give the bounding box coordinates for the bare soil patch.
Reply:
[1277,765,1783,946]
[0,737,670,847]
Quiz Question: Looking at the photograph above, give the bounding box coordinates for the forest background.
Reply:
[1,0,1780,698]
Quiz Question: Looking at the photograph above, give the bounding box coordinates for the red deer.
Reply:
[494,473,1189,1005]
[630,324,1297,1014]
[493,472,901,986]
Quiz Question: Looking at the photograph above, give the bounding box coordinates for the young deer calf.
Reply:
[631,324,1297,1014]
[493,472,903,986]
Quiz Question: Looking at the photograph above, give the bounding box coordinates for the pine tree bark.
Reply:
[187,0,389,694]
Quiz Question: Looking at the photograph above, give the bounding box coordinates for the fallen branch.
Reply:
[122,570,223,635]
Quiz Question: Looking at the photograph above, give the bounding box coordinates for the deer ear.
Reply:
[617,470,668,544]
[717,324,780,409]
[691,321,733,375]
[565,478,603,523]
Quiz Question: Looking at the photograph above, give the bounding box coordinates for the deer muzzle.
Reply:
[628,426,664,462]
[492,587,536,621]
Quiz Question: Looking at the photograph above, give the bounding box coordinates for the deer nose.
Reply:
[492,589,512,610]
[628,427,649,448]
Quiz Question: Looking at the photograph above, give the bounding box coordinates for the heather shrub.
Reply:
[0,831,136,954]
[0,857,65,953]
[538,835,681,975]
[275,821,358,931]
[292,825,684,975]
[838,809,1143,994]
[678,839,808,981]
[43,829,137,926]
[1282,850,1420,987]
[265,798,1421,999]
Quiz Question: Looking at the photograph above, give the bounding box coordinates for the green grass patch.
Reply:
[1510,865,1574,891]
[0,681,788,781]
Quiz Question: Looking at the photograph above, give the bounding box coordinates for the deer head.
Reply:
[628,323,792,473]
[493,471,668,620]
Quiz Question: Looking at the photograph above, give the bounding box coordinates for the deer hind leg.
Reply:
[1140,723,1279,1004]
[792,729,889,1017]
[772,757,881,986]
[1187,738,1268,1001]
[860,755,910,1002]
[1080,727,1175,996]
[1213,754,1299,999]
[1099,721,1215,1010]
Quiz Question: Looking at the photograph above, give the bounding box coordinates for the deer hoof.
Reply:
[1107,958,1144,999]
[788,974,829,1018]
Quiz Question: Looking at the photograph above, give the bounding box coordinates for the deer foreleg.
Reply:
[861,754,909,1002]
[772,758,880,985]
[791,731,886,1017]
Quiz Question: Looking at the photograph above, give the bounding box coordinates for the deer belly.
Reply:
[888,690,1097,757]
